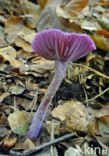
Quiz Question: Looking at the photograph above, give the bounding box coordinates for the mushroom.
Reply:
[28,29,96,138]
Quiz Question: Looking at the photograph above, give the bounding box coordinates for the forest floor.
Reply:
[0,0,109,156]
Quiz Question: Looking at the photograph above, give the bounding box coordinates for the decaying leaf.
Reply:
[38,0,50,11]
[0,46,23,67]
[95,29,109,38]
[8,110,29,136]
[5,16,23,43]
[88,104,109,139]
[65,147,83,156]
[21,0,40,21]
[17,49,36,60]
[20,57,54,76]
[13,27,36,52]
[60,18,82,33]
[52,100,89,132]
[14,36,33,52]
[99,116,109,137]
[14,138,35,150]
[17,27,36,44]
[0,92,10,103]
[56,0,88,21]
[91,33,109,51]
[3,136,17,148]
[99,0,109,6]
[9,85,25,95]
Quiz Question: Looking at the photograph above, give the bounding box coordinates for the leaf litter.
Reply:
[0,0,109,155]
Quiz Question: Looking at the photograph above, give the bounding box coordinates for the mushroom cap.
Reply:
[32,29,96,62]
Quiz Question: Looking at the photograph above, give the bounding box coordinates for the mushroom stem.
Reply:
[28,60,68,138]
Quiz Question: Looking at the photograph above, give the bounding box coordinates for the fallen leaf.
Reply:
[9,85,25,95]
[17,26,36,44]
[8,110,29,136]
[0,92,10,103]
[22,1,40,28]
[3,136,17,148]
[14,36,33,52]
[88,119,98,138]
[88,104,109,138]
[60,18,82,33]
[0,46,23,67]
[99,0,109,6]
[14,138,35,150]
[91,35,109,51]
[20,57,54,76]
[52,100,89,132]
[5,16,23,43]
[21,0,40,21]
[56,0,88,21]
[95,29,109,38]
[65,147,83,156]
[38,0,50,11]
[97,104,109,117]
[17,49,36,60]
[99,116,109,137]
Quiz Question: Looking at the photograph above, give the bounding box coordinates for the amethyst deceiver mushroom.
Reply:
[28,29,96,138]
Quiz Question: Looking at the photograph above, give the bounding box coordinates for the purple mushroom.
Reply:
[28,29,96,138]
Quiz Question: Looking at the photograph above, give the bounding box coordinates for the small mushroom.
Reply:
[28,29,96,138]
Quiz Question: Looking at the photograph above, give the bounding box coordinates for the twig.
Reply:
[50,120,55,156]
[83,87,89,106]
[85,87,109,103]
[9,133,74,156]
[74,63,109,80]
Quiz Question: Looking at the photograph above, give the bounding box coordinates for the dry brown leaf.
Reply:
[13,27,36,52]
[3,136,17,148]
[95,29,109,38]
[19,57,54,77]
[9,85,25,95]
[0,92,10,103]
[88,104,109,138]
[98,116,109,137]
[14,138,35,150]
[99,0,109,6]
[52,100,89,132]
[56,0,88,21]
[31,57,55,72]
[60,18,82,33]
[14,36,32,52]
[20,61,54,75]
[91,34,109,51]
[97,104,109,118]
[17,49,36,60]
[38,0,50,11]
[0,46,23,67]
[21,0,40,21]
[17,27,36,44]
[5,16,23,43]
